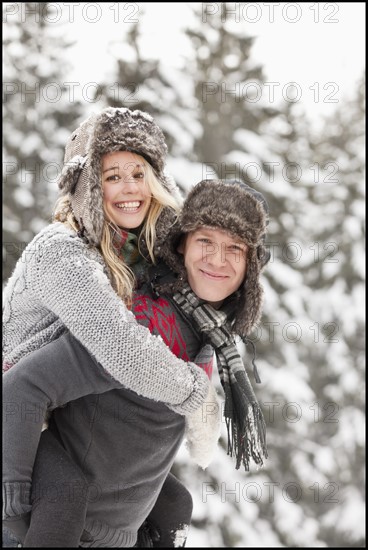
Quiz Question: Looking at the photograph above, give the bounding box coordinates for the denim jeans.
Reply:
[2,526,22,548]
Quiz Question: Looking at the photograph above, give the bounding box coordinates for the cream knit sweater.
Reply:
[2,222,209,414]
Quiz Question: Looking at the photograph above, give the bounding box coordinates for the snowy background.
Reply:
[3,2,365,547]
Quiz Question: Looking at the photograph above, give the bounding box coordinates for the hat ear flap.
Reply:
[257,243,271,268]
[58,155,87,195]
[154,206,178,258]
[235,247,264,337]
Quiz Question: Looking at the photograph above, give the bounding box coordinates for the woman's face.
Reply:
[102,151,152,229]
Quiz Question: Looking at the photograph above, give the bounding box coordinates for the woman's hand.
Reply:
[184,382,221,469]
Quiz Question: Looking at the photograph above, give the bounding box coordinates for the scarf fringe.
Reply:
[172,283,268,472]
[224,382,268,470]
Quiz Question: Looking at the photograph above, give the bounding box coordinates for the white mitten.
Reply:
[184,382,221,469]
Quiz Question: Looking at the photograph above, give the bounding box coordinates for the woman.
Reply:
[2,107,214,546]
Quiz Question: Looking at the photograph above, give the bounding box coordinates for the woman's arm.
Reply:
[32,229,209,415]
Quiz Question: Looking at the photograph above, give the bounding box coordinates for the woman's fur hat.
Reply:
[57,107,181,246]
[156,179,271,337]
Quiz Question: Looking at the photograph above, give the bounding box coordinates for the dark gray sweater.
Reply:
[49,289,210,547]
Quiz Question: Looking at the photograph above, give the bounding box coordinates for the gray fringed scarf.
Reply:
[172,283,268,471]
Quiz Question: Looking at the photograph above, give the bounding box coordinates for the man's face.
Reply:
[180,227,248,308]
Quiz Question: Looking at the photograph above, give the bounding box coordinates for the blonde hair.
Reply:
[54,153,180,305]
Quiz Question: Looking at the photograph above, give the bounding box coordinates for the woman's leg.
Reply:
[24,428,89,548]
[140,472,193,548]
[2,525,23,548]
[3,331,122,530]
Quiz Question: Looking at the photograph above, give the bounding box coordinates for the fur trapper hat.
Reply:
[57,107,181,247]
[156,179,270,337]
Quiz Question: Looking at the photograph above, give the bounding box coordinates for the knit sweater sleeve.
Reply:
[31,230,209,415]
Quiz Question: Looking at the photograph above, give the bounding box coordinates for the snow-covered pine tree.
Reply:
[297,76,365,548]
[3,2,82,283]
[185,3,279,172]
[96,8,198,184]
